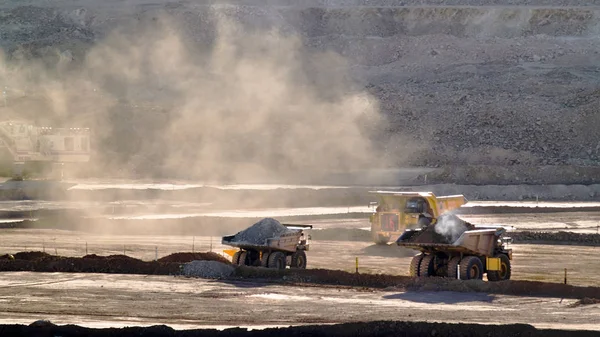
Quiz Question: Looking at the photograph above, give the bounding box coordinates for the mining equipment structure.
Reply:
[0,120,90,179]
[369,191,467,244]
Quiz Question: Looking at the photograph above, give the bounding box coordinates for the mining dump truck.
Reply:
[369,191,467,245]
[396,214,513,281]
[222,218,312,270]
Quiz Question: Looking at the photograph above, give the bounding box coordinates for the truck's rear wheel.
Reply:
[232,251,242,265]
[409,254,425,277]
[260,252,270,267]
[237,251,249,266]
[447,257,461,279]
[487,254,511,281]
[459,256,483,280]
[291,250,307,269]
[268,251,286,269]
[419,255,435,277]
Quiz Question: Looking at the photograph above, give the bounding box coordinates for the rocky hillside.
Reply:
[0,0,599,182]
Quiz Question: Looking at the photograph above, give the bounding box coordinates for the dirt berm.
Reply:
[510,231,600,246]
[312,228,600,246]
[3,250,600,301]
[1,320,597,337]
[0,251,230,275]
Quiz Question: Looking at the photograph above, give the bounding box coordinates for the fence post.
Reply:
[355,257,358,274]
[155,246,158,261]
[564,268,567,284]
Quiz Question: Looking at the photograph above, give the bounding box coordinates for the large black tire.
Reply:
[291,250,307,269]
[237,251,249,266]
[447,256,461,279]
[232,251,242,265]
[459,256,484,280]
[419,255,435,277]
[409,254,425,277]
[260,252,270,267]
[268,251,286,269]
[487,254,511,281]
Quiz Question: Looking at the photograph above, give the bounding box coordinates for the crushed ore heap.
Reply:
[230,218,293,245]
[182,261,235,279]
[409,214,475,244]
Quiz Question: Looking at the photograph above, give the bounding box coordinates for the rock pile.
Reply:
[408,214,475,244]
[182,261,235,279]
[511,231,600,245]
[230,218,294,245]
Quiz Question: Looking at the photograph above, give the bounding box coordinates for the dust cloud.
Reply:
[434,214,471,244]
[0,9,388,184]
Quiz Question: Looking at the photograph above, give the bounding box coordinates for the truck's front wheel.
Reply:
[487,254,511,281]
[291,250,307,269]
[459,256,483,280]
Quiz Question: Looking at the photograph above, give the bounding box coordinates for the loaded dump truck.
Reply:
[396,214,513,281]
[369,191,467,245]
[222,218,312,269]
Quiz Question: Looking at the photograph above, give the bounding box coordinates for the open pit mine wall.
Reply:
[4,5,600,51]
[2,2,600,179]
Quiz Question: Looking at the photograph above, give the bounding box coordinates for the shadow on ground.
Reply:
[361,244,418,258]
[383,291,495,304]
[217,279,273,288]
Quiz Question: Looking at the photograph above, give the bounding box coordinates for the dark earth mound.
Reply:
[157,252,232,264]
[1,320,598,337]
[510,231,600,246]
[0,251,228,275]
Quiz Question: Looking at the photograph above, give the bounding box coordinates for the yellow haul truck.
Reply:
[396,216,513,281]
[368,191,467,245]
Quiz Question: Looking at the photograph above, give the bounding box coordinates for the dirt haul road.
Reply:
[0,271,598,331]
[1,227,600,285]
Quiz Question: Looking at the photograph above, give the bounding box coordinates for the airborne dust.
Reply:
[0,10,390,184]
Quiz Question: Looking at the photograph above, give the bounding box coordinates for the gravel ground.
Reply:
[182,260,235,278]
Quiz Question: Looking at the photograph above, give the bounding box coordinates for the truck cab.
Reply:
[368,191,467,245]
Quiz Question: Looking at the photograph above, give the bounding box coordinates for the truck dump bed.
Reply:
[222,230,304,253]
[397,228,504,256]
[221,220,312,253]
